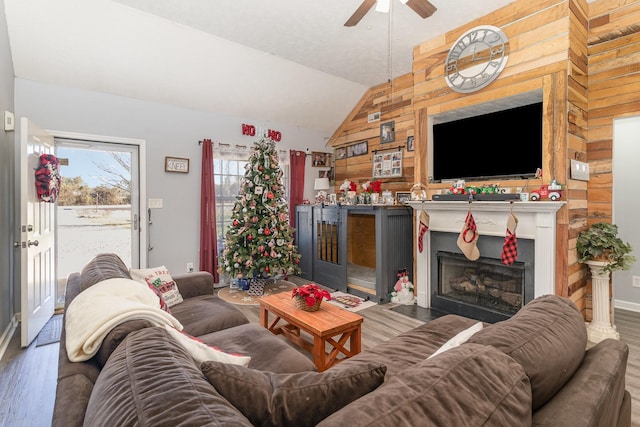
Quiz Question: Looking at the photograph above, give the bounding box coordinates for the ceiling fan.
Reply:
[344,0,437,27]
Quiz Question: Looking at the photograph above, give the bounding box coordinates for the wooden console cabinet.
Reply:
[294,205,413,303]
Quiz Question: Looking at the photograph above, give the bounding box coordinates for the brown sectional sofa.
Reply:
[53,253,631,426]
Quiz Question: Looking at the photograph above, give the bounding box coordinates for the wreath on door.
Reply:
[35,153,61,203]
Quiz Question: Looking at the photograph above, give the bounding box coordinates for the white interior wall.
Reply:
[613,115,640,311]
[14,78,330,277]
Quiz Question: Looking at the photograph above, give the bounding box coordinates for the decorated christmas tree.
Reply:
[219,137,301,283]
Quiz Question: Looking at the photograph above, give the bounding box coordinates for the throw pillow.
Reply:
[164,325,251,366]
[130,266,183,307]
[201,360,387,427]
[427,321,483,359]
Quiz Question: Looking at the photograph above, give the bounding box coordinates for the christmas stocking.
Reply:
[501,210,519,265]
[457,210,480,260]
[418,210,430,253]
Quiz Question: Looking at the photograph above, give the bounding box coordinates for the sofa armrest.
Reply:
[173,271,214,299]
[532,339,629,427]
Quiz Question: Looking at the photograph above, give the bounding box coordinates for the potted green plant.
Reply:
[576,222,635,343]
[576,222,635,273]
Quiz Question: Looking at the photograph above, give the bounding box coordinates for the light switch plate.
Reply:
[4,111,14,131]
[148,198,163,209]
[570,159,590,181]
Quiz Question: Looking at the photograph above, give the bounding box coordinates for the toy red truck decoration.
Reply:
[529,181,562,201]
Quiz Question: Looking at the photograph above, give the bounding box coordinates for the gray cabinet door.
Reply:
[313,206,347,292]
[294,205,313,280]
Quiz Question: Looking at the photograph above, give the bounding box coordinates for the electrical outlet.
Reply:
[633,276,640,288]
[187,262,194,273]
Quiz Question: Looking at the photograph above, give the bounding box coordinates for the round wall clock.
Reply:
[444,25,509,93]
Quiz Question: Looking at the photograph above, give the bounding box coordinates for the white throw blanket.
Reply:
[65,278,183,362]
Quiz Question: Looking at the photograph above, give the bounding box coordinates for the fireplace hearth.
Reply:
[430,230,534,323]
[408,201,564,319]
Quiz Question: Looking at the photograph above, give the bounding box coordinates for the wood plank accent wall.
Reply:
[327,0,640,319]
[585,0,640,319]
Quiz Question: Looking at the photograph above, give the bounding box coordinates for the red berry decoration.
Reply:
[265,266,270,273]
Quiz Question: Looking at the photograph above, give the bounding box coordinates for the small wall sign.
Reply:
[165,156,190,173]
[241,123,282,141]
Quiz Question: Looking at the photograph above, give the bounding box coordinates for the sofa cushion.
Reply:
[94,319,155,368]
[169,295,249,336]
[342,314,480,376]
[201,360,386,427]
[198,323,317,373]
[80,253,131,291]
[84,327,252,426]
[468,294,587,410]
[317,343,532,427]
[130,265,184,307]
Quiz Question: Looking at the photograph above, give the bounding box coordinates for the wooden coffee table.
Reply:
[259,292,363,371]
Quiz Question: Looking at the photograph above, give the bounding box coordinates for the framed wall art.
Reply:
[380,121,395,143]
[165,156,190,173]
[347,140,368,158]
[335,147,347,160]
[372,149,403,178]
[406,136,415,152]
[311,152,329,167]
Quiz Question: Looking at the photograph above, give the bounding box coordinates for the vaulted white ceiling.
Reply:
[4,0,518,136]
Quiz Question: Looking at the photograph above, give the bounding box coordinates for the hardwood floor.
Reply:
[0,305,638,426]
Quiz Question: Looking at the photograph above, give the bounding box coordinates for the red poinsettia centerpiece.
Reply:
[292,283,332,307]
[362,180,382,193]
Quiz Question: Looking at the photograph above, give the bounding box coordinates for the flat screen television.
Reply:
[432,102,542,182]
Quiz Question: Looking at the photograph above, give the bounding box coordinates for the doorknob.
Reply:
[13,241,20,248]
[27,240,39,247]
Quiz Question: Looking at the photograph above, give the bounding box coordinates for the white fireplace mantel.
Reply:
[407,201,565,309]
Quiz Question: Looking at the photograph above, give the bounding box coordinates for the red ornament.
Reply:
[258,165,263,171]
[252,216,258,223]
[265,266,270,273]
[264,228,271,235]
[233,219,239,226]
[264,251,269,256]
[266,192,274,200]
[294,258,300,264]
[247,235,253,241]
[258,245,265,252]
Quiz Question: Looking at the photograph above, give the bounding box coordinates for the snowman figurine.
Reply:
[393,269,415,305]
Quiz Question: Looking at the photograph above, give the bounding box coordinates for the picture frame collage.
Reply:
[373,149,403,178]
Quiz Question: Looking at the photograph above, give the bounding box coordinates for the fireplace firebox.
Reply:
[430,231,534,323]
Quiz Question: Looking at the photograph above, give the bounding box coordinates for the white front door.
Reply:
[20,118,56,347]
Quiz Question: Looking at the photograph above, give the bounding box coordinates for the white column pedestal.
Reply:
[586,260,620,343]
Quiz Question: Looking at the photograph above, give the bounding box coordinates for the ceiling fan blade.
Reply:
[344,0,377,27]
[405,0,437,19]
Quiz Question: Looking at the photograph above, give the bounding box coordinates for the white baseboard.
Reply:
[614,299,640,313]
[0,315,19,362]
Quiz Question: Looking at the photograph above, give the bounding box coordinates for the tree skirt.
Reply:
[217,280,297,306]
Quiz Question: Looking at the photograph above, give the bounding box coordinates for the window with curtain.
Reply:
[213,145,290,261]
